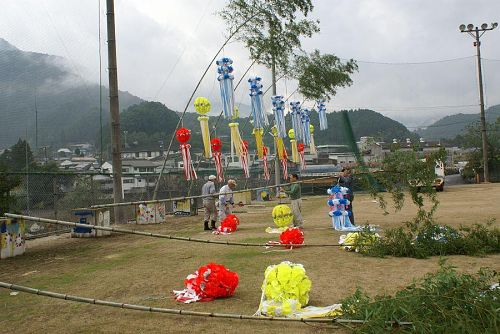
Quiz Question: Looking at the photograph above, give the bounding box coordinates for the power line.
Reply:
[339,55,476,65]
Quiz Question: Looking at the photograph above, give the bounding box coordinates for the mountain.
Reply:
[0,38,143,149]
[417,105,500,140]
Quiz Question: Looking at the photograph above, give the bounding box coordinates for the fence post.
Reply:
[53,176,58,220]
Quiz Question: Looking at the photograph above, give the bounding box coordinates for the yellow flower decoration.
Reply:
[194,97,211,115]
[272,204,293,228]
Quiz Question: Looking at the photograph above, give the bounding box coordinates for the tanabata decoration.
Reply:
[272,125,288,180]
[252,128,265,160]
[279,227,304,248]
[241,140,250,178]
[228,122,249,178]
[216,57,235,119]
[297,143,306,171]
[249,77,268,158]
[289,101,303,142]
[194,97,212,158]
[255,262,343,319]
[309,124,317,155]
[176,128,197,180]
[211,137,224,182]
[316,99,328,130]
[271,95,286,138]
[288,129,300,164]
[327,185,357,231]
[262,146,270,180]
[256,261,311,316]
[339,232,380,252]
[213,214,240,235]
[300,108,311,146]
[272,204,293,228]
[173,263,239,303]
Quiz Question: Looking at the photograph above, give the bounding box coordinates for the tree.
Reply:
[460,117,500,181]
[0,138,36,171]
[0,162,21,215]
[294,50,358,101]
[219,0,320,93]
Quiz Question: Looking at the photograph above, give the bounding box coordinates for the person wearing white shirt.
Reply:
[218,179,236,221]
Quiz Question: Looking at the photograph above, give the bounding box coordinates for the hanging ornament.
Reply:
[309,124,317,155]
[297,143,306,171]
[316,100,328,130]
[289,101,302,142]
[194,97,212,158]
[253,127,265,159]
[272,125,288,180]
[216,57,235,119]
[176,128,197,181]
[211,137,224,182]
[271,95,286,138]
[288,129,300,164]
[248,76,268,125]
[228,122,249,177]
[262,146,270,180]
[300,108,311,146]
[241,140,250,178]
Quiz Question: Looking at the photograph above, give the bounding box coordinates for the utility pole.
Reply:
[271,52,281,197]
[106,0,124,222]
[34,88,38,151]
[459,22,498,183]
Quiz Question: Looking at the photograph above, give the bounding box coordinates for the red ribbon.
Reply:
[263,154,270,180]
[180,144,197,180]
[213,151,224,182]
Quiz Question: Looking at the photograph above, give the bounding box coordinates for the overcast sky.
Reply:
[1,0,499,127]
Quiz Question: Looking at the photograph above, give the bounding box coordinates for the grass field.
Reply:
[1,183,499,333]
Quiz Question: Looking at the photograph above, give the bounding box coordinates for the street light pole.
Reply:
[459,22,498,183]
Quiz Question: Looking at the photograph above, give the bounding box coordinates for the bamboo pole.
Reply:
[4,213,356,248]
[0,282,412,326]
[92,175,337,209]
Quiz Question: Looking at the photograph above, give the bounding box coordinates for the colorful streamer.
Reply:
[272,125,288,180]
[248,77,268,128]
[211,137,224,182]
[289,101,302,142]
[262,146,270,181]
[300,108,311,146]
[253,127,265,159]
[176,128,197,181]
[316,100,328,130]
[271,95,286,138]
[216,57,235,119]
[228,122,249,178]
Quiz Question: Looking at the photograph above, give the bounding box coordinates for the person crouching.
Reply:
[218,179,237,222]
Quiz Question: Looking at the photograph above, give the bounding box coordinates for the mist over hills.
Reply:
[0,38,142,149]
[0,38,458,152]
[417,104,500,140]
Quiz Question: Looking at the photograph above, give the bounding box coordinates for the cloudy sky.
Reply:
[1,0,499,127]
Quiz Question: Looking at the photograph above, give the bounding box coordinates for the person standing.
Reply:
[282,174,303,228]
[218,179,236,222]
[338,167,355,225]
[201,175,218,230]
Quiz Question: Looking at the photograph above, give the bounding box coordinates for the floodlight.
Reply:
[459,24,466,32]
[481,23,488,29]
[492,22,499,29]
[467,24,474,31]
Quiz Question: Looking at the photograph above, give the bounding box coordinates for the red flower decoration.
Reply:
[217,214,240,233]
[297,143,305,152]
[279,227,304,249]
[262,146,268,155]
[176,128,191,144]
[183,263,239,301]
[211,137,222,152]
[242,140,249,149]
